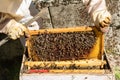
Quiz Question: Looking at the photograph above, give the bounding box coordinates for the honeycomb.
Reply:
[29,30,97,61]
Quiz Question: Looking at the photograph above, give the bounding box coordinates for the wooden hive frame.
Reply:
[25,26,105,69]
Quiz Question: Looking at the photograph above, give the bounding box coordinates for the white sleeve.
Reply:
[16,0,39,30]
[16,0,32,20]
[82,0,107,13]
[82,0,111,27]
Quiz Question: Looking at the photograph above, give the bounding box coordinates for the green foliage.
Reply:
[115,67,120,80]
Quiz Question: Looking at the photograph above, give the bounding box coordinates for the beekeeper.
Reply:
[0,0,39,40]
[0,0,111,40]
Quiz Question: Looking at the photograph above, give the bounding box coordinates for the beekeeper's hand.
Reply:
[82,0,112,33]
[93,10,111,33]
[4,19,28,40]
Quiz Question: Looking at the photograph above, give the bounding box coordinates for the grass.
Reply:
[115,67,120,80]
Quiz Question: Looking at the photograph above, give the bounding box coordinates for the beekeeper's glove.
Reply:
[92,10,111,33]
[82,0,111,33]
[3,19,28,40]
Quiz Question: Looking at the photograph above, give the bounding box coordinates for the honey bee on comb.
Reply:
[29,30,97,61]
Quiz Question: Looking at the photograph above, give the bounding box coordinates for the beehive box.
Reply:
[24,26,106,70]
[20,26,115,80]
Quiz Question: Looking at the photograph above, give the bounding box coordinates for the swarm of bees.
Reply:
[29,31,97,61]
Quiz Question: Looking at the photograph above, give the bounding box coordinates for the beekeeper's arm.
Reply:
[82,0,111,33]
[0,13,27,40]
[0,0,38,40]
[0,0,29,40]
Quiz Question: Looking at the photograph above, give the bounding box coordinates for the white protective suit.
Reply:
[0,0,39,40]
[83,0,111,32]
[0,0,111,40]
[0,0,39,30]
